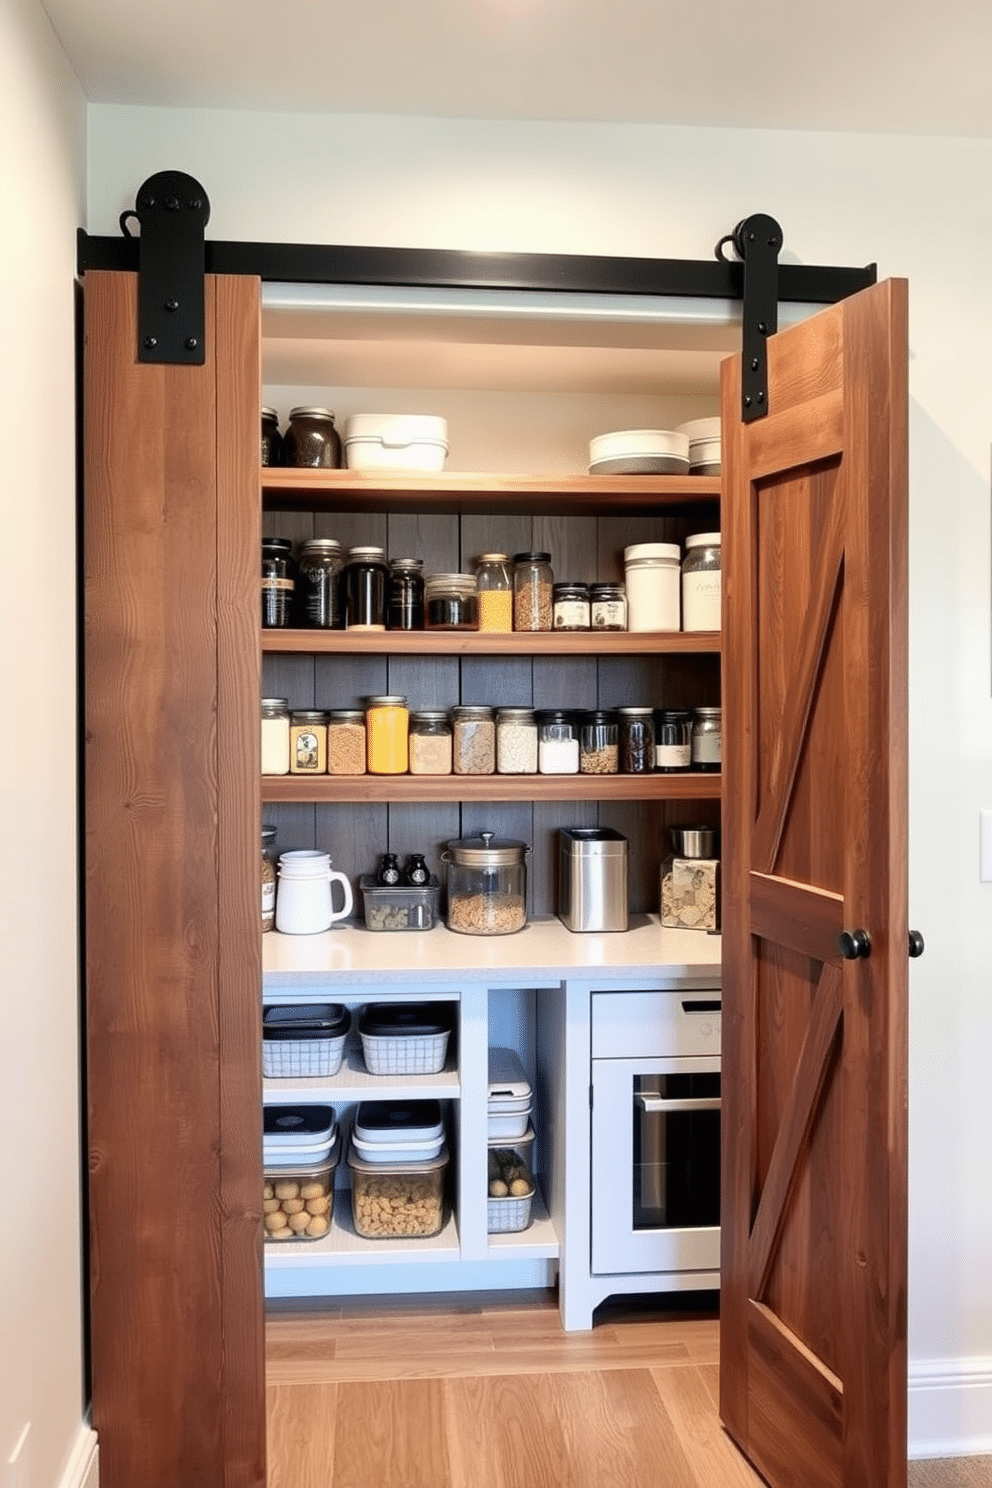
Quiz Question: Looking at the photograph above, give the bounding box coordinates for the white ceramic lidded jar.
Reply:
[681,533,722,632]
[623,543,681,631]
[275,850,354,934]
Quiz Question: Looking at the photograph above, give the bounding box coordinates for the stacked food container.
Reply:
[263,1104,340,1242]
[262,1003,349,1078]
[677,416,721,474]
[487,1048,536,1232]
[356,1002,453,1074]
[346,1100,449,1238]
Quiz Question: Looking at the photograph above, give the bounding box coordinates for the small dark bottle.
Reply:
[403,853,431,887]
[376,852,402,887]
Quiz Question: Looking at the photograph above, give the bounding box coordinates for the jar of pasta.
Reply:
[475,553,513,633]
[365,695,409,774]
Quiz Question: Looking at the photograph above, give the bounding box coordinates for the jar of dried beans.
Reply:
[443,831,529,936]
[512,552,553,632]
[578,710,619,774]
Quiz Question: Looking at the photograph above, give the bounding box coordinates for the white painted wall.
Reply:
[85,106,992,1456]
[0,3,92,1488]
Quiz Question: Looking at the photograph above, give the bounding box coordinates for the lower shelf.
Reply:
[487,1187,558,1260]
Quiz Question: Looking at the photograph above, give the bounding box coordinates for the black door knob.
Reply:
[908,930,925,958]
[839,928,872,960]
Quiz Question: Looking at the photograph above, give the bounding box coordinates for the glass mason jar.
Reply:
[590,582,627,631]
[578,710,619,774]
[408,710,453,775]
[513,551,554,632]
[654,708,693,772]
[342,546,388,631]
[261,824,278,933]
[691,706,722,772]
[443,831,529,936]
[260,697,290,775]
[283,406,342,469]
[261,537,298,629]
[326,710,367,775]
[296,538,343,629]
[425,573,478,630]
[475,553,513,634]
[261,407,283,467]
[365,695,409,774]
[387,558,426,631]
[682,532,722,633]
[289,710,328,774]
[495,707,538,774]
[452,705,496,775]
[618,706,656,773]
[553,582,590,631]
[623,542,681,632]
[536,710,579,774]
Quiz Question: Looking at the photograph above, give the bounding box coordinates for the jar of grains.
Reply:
[387,558,425,631]
[365,695,409,774]
[408,711,453,775]
[623,543,681,632]
[654,708,693,772]
[326,710,367,775]
[283,406,342,468]
[475,553,513,633]
[425,573,478,630]
[578,710,619,774]
[536,710,579,774]
[513,552,554,632]
[261,698,290,775]
[289,711,328,774]
[261,824,278,933]
[443,831,529,936]
[691,706,722,772]
[618,707,656,773]
[296,538,343,629]
[261,407,283,467]
[261,537,298,629]
[342,547,388,631]
[590,582,627,631]
[553,582,590,631]
[452,706,496,775]
[495,707,538,774]
[681,533,722,632]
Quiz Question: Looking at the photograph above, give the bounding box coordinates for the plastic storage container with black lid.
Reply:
[263,1104,337,1151]
[352,1100,446,1163]
[357,1002,453,1075]
[262,1004,350,1079]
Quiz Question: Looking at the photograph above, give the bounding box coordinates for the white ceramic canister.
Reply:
[275,850,354,934]
[681,533,722,632]
[623,543,681,632]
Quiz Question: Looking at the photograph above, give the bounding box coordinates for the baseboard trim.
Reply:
[909,1356,992,1460]
[58,1425,98,1488]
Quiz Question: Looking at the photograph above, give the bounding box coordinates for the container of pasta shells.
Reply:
[347,1140,448,1238]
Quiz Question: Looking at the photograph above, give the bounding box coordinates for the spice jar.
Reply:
[513,552,554,632]
[475,553,513,634]
[409,711,453,775]
[365,695,409,774]
[261,824,278,933]
[261,697,290,775]
[495,707,538,774]
[289,710,328,774]
[691,706,722,772]
[553,582,590,631]
[261,537,298,629]
[283,407,342,469]
[590,582,627,631]
[452,705,496,775]
[682,533,722,632]
[297,538,343,629]
[443,831,529,936]
[388,558,425,631]
[623,543,681,632]
[578,710,619,774]
[654,708,693,772]
[425,573,478,630]
[342,547,388,631]
[261,407,283,467]
[618,706,656,773]
[326,710,367,775]
[536,710,579,774]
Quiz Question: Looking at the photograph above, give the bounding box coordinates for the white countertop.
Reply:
[263,913,721,988]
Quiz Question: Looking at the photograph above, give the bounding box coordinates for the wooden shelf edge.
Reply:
[261,628,721,656]
[261,774,721,804]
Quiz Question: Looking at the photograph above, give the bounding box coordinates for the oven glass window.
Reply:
[633,1073,720,1230]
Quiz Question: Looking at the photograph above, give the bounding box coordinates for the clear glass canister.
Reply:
[475,553,513,634]
[388,558,425,631]
[443,831,529,936]
[590,582,627,631]
[326,710,367,775]
[297,538,343,629]
[342,547,388,631]
[553,582,590,631]
[513,552,554,632]
[261,824,278,933]
[691,706,722,772]
[682,533,722,632]
[425,573,478,630]
[365,695,409,774]
[261,407,283,467]
[623,543,681,632]
[618,706,656,773]
[261,697,290,775]
[654,708,693,772]
[536,710,579,774]
[495,707,538,774]
[261,537,298,629]
[579,710,619,774]
[289,710,328,774]
[452,706,495,775]
[283,406,342,469]
[409,710,453,775]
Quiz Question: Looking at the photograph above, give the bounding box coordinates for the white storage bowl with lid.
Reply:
[488,1047,533,1138]
[263,1103,339,1167]
[588,429,689,476]
[344,414,449,472]
[351,1099,446,1164]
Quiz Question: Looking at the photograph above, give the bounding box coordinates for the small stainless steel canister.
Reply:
[557,828,629,933]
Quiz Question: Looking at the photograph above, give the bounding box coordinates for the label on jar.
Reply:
[682,572,722,632]
[592,598,626,629]
[692,727,722,764]
[291,731,321,771]
[655,742,691,769]
[261,881,276,915]
[553,599,589,630]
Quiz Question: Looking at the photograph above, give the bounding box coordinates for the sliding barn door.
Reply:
[719,279,909,1488]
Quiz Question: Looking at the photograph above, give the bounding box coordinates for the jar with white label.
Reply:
[261,825,278,933]
[553,582,590,631]
[590,583,627,631]
[261,697,290,775]
[682,533,722,632]
[654,708,692,773]
[691,706,722,772]
[289,711,328,774]
[623,543,681,632]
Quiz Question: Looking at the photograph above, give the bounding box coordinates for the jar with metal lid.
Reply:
[443,830,529,936]
[475,553,513,634]
[342,547,388,631]
[365,695,409,774]
[409,711,453,775]
[623,543,681,632]
[452,705,495,775]
[618,706,656,774]
[297,538,344,629]
[536,710,579,774]
[261,407,283,467]
[513,552,554,632]
[388,558,425,631]
[553,582,590,631]
[691,706,722,772]
[261,825,278,933]
[495,707,538,774]
[682,533,722,633]
[326,710,367,775]
[261,697,290,775]
[578,710,619,774]
[654,708,693,772]
[261,537,298,629]
[425,573,478,630]
[289,710,328,774]
[283,406,342,469]
[590,582,627,631]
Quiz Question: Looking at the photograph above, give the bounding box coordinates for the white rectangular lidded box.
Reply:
[344,414,449,472]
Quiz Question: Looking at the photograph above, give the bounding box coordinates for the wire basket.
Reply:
[487,1190,534,1233]
[359,1028,450,1076]
[262,1034,347,1079]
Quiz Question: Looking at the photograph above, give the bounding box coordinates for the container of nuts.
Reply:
[347,1140,449,1238]
[443,830,529,936]
[263,1103,340,1243]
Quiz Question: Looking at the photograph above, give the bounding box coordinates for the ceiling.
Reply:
[40,0,992,137]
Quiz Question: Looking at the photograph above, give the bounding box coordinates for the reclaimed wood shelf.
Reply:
[261,628,721,656]
[261,773,721,804]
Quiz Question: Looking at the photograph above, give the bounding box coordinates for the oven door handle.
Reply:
[636,1094,722,1114]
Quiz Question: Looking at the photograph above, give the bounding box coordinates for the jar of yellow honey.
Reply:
[364,695,409,774]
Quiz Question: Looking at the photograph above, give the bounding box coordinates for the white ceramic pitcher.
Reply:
[274,850,354,934]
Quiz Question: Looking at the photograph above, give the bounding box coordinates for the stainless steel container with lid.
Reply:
[443,830,529,935]
[557,827,629,933]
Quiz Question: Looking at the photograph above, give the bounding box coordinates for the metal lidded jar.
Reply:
[425,573,478,630]
[342,546,388,631]
[691,706,722,772]
[512,551,554,632]
[408,710,453,776]
[261,824,278,933]
[475,553,513,634]
[681,532,722,633]
[260,697,290,776]
[387,557,426,631]
[553,581,591,631]
[283,406,342,469]
[654,707,693,772]
[495,707,538,774]
[590,582,627,631]
[364,694,409,775]
[443,830,529,936]
[618,706,656,774]
[261,537,298,629]
[578,709,619,774]
[452,705,496,775]
[289,710,329,774]
[326,710,367,775]
[261,407,283,467]
[297,538,344,629]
